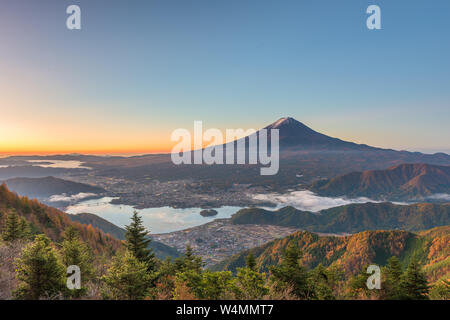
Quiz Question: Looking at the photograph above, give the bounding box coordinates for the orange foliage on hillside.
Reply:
[0,184,122,255]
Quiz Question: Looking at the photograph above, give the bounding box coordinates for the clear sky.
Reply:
[1,0,449,155]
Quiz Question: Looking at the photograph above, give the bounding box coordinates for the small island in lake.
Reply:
[200,209,218,217]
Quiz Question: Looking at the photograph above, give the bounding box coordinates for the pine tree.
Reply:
[234,266,268,299]
[382,256,404,300]
[201,271,235,300]
[63,226,79,242]
[230,252,268,299]
[125,211,156,271]
[309,264,336,300]
[61,226,95,297]
[2,211,30,242]
[429,279,450,300]
[400,256,429,300]
[269,243,310,299]
[346,264,380,300]
[18,218,31,239]
[245,252,257,272]
[14,235,66,299]
[101,250,153,300]
[175,245,203,273]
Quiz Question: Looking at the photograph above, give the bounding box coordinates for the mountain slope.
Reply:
[68,212,126,240]
[212,226,450,283]
[68,212,181,259]
[231,202,450,233]
[0,184,121,255]
[3,176,105,199]
[309,163,450,200]
[264,117,376,150]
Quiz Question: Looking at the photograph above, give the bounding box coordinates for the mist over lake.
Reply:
[253,190,380,212]
[65,191,388,233]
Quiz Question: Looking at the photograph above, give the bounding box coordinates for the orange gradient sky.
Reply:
[1,1,449,156]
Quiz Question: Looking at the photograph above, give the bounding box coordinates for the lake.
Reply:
[65,190,387,234]
[66,197,243,234]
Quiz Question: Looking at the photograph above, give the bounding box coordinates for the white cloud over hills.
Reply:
[253,190,379,212]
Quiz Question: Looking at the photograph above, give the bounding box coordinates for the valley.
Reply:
[152,219,299,266]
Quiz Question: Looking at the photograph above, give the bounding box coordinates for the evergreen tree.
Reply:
[429,279,450,300]
[2,211,30,242]
[201,271,235,300]
[174,245,203,273]
[101,250,153,300]
[172,246,205,299]
[231,252,268,299]
[61,226,95,297]
[152,257,178,299]
[156,246,204,300]
[309,264,336,300]
[382,256,404,300]
[400,256,429,300]
[175,269,236,300]
[124,211,156,271]
[14,235,66,299]
[18,218,31,239]
[346,264,377,299]
[269,243,310,299]
[245,252,257,272]
[63,226,79,242]
[234,266,269,299]
[174,269,203,299]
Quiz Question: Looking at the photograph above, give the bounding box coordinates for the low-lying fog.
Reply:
[26,160,91,169]
[49,192,98,203]
[0,160,91,169]
[253,190,379,212]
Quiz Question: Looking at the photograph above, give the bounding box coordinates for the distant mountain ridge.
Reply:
[231,202,450,233]
[2,176,105,199]
[309,163,450,201]
[211,226,450,283]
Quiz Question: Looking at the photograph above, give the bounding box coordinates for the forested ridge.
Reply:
[0,184,121,254]
[232,202,450,232]
[212,227,449,283]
